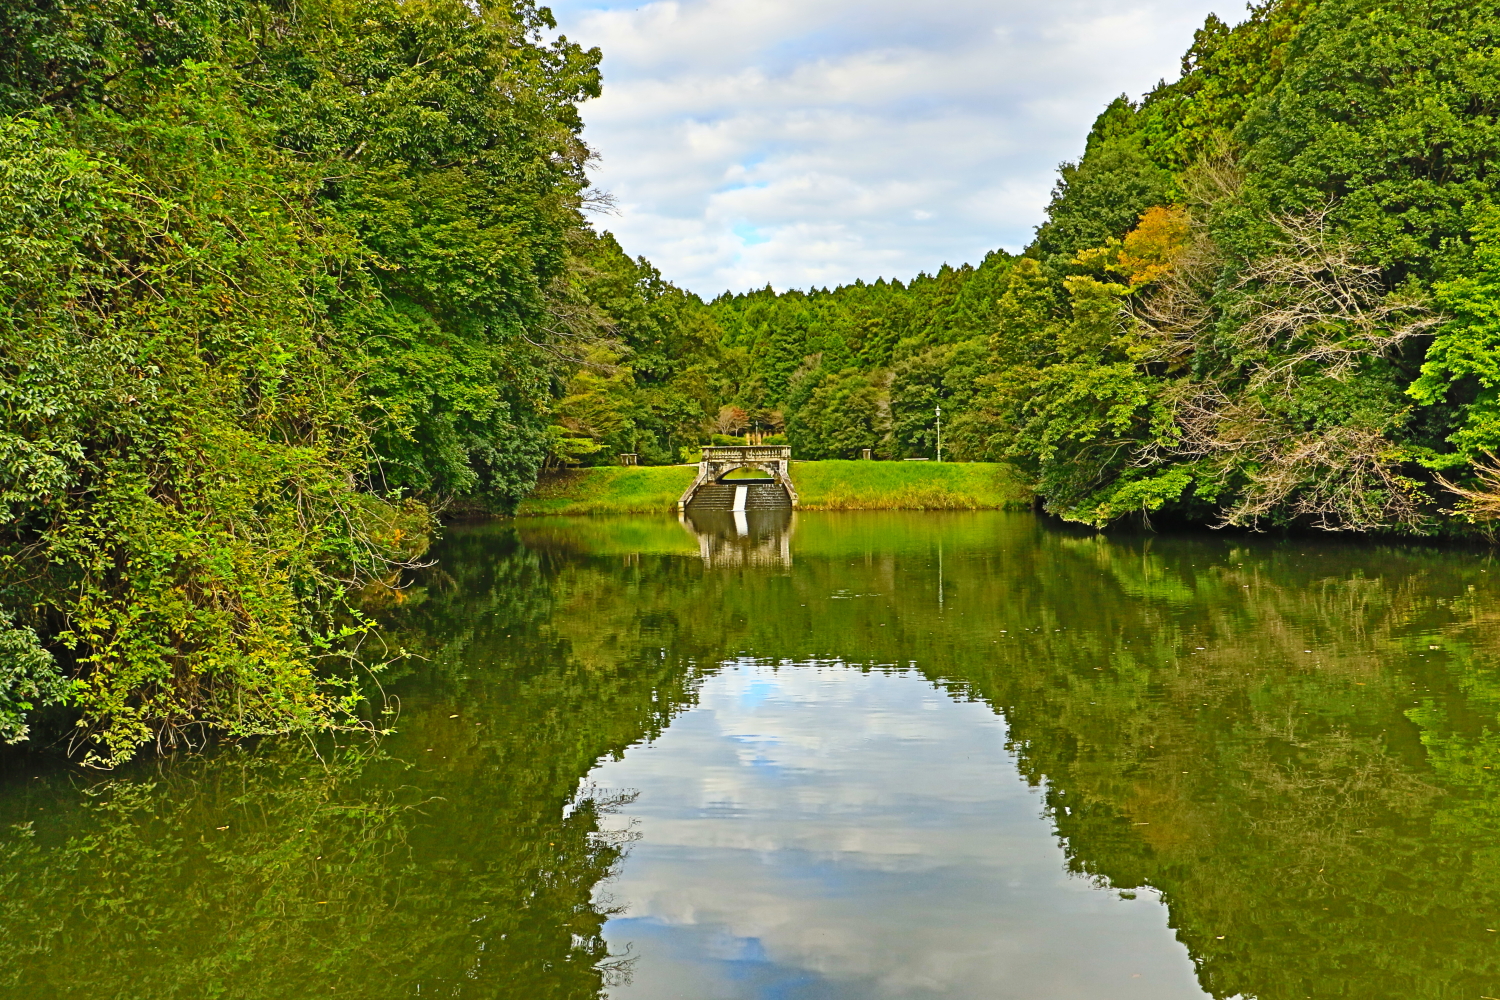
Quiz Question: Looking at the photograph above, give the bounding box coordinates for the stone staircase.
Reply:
[744,483,792,510]
[685,480,791,512]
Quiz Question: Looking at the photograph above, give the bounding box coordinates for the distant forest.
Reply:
[6,0,1500,759]
[564,0,1500,540]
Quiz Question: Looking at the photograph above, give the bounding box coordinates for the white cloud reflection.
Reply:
[546,0,1239,293]
[588,662,1209,1000]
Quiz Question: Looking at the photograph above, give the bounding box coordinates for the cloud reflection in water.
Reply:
[590,662,1208,999]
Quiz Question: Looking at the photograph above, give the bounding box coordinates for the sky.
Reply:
[542,0,1238,296]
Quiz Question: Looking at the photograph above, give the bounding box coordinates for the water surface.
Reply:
[3,511,1500,999]
[592,662,1205,999]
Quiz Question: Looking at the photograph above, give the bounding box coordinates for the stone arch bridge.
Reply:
[678,445,798,513]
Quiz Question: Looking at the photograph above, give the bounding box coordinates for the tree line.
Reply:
[7,0,1500,759]
[0,0,724,761]
[563,0,1500,550]
[699,0,1500,544]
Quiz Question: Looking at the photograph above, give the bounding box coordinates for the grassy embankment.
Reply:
[516,461,1031,516]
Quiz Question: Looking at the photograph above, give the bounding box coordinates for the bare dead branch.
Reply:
[1435,454,1500,524]
[1128,210,1437,532]
[1227,208,1439,385]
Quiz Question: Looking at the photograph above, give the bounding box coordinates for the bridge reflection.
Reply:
[681,508,793,568]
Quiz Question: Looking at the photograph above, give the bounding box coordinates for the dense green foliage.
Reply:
[0,525,709,996]
[703,0,1500,540]
[707,256,1012,460]
[15,0,1500,758]
[0,0,728,760]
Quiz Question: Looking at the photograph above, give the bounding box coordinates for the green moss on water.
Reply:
[516,515,700,554]
[516,461,1031,516]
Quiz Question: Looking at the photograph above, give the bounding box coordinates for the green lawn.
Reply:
[517,465,698,516]
[516,460,1030,516]
[792,460,1030,510]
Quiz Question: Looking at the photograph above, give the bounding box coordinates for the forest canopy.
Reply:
[700,0,1500,538]
[8,0,1500,759]
[0,0,724,762]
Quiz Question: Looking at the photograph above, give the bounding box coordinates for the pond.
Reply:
[3,511,1500,999]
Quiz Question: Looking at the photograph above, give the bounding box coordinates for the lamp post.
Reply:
[935,404,942,462]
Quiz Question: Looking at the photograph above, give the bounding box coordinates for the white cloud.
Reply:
[547,0,1239,294]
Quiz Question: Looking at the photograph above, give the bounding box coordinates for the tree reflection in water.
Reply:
[1,512,1499,999]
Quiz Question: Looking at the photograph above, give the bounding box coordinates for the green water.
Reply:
[4,511,1500,998]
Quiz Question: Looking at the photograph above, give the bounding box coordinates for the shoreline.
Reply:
[517,461,1033,517]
